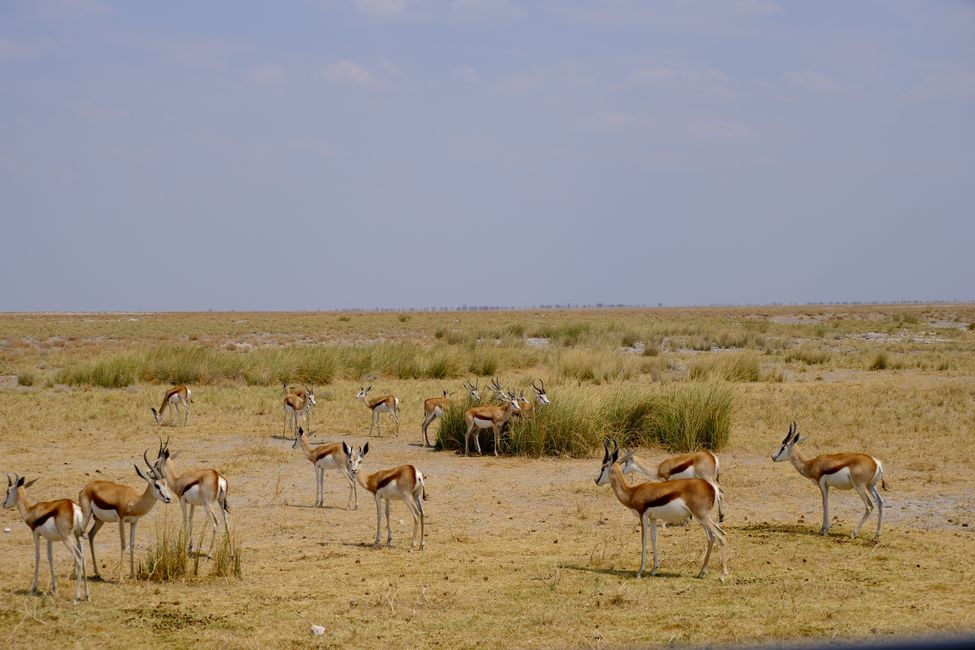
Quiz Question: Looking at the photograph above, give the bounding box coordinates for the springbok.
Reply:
[595,439,728,580]
[4,474,90,602]
[151,437,230,555]
[78,455,174,581]
[343,442,426,550]
[772,421,887,540]
[515,379,551,418]
[355,386,400,437]
[293,427,357,509]
[420,381,482,447]
[283,384,316,438]
[463,389,521,456]
[620,449,724,522]
[151,384,191,426]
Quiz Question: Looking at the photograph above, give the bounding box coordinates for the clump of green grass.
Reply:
[137,525,189,582]
[16,371,35,386]
[210,532,243,579]
[870,351,889,371]
[468,349,500,377]
[556,349,645,384]
[784,346,832,365]
[435,381,734,456]
[55,353,141,388]
[530,322,591,347]
[688,352,760,382]
[337,315,351,322]
[398,314,411,323]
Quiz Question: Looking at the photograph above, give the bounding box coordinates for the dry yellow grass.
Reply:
[1,306,974,648]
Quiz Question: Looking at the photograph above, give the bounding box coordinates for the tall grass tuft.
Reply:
[688,352,760,382]
[137,525,188,582]
[55,353,140,388]
[435,381,734,456]
[784,347,831,365]
[870,351,889,371]
[210,532,243,579]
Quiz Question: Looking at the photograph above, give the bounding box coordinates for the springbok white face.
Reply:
[508,395,521,412]
[464,380,481,402]
[135,464,173,505]
[532,379,551,405]
[618,450,637,475]
[305,387,317,407]
[292,426,306,449]
[773,421,802,462]
[595,440,619,485]
[355,386,372,401]
[4,475,36,509]
[342,441,369,479]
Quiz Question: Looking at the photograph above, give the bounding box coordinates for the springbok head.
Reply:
[354,386,372,401]
[4,474,37,509]
[136,453,173,505]
[531,379,551,406]
[595,438,620,486]
[772,421,804,462]
[342,441,370,479]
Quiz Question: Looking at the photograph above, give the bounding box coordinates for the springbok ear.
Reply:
[170,450,182,460]
[297,427,304,436]
[24,478,37,488]
[16,476,26,486]
[342,441,351,456]
[361,442,369,457]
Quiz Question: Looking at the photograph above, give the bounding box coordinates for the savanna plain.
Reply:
[1,305,974,649]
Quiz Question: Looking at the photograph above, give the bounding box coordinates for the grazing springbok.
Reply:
[4,474,90,602]
[420,381,482,447]
[151,384,191,426]
[620,449,724,522]
[595,439,728,580]
[343,442,426,550]
[151,437,230,555]
[283,384,316,438]
[772,421,887,540]
[78,456,174,581]
[355,386,400,437]
[463,389,521,456]
[293,427,357,509]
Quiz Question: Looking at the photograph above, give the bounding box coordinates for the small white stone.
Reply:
[3,527,11,533]
[398,519,404,525]
[311,625,325,636]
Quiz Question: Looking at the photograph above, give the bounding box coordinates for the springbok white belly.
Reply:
[36,517,62,540]
[316,456,341,471]
[92,503,120,523]
[433,406,443,417]
[822,467,854,489]
[667,468,698,480]
[377,481,402,499]
[181,484,206,506]
[646,498,692,523]
[473,417,495,429]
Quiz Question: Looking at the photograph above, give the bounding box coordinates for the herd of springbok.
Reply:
[3,379,887,602]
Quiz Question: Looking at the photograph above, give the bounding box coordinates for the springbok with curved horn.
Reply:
[151,384,191,426]
[343,442,427,550]
[78,455,174,581]
[620,449,724,522]
[463,379,481,404]
[4,474,90,602]
[463,390,521,456]
[283,384,316,438]
[293,427,357,509]
[354,386,400,437]
[516,379,551,418]
[151,437,230,555]
[595,439,728,580]
[772,421,887,540]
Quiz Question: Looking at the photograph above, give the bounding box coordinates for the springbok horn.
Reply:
[6,474,11,487]
[144,448,154,469]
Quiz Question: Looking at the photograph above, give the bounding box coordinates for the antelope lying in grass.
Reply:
[4,474,90,602]
[773,422,887,540]
[283,384,316,438]
[620,448,724,522]
[420,380,482,447]
[151,437,230,556]
[355,386,400,437]
[78,456,174,580]
[151,384,191,426]
[343,442,427,550]
[293,427,357,509]
[595,439,728,580]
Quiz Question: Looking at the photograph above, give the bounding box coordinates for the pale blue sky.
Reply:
[1,0,973,310]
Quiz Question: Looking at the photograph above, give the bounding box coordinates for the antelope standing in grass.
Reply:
[420,380,482,447]
[620,449,724,522]
[343,442,426,550]
[151,384,191,426]
[595,439,728,580]
[283,384,316,438]
[151,437,230,555]
[514,379,551,418]
[355,386,400,437]
[293,427,357,509]
[463,387,521,456]
[78,456,173,581]
[4,474,90,602]
[772,422,887,540]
